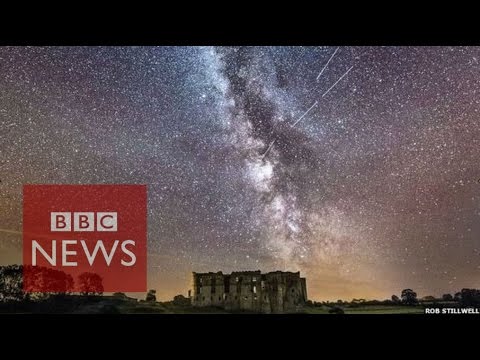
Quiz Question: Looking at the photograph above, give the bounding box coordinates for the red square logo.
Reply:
[23,185,147,293]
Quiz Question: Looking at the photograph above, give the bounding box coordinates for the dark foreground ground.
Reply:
[0,295,434,314]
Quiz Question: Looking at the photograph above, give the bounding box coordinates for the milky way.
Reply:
[1,46,479,300]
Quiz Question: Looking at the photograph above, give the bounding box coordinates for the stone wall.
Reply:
[191,270,307,313]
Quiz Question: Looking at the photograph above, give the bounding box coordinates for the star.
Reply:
[0,46,479,301]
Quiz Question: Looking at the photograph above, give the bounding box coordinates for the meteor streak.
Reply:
[316,47,339,81]
[0,228,21,235]
[261,139,277,160]
[261,49,354,160]
[321,65,354,98]
[291,100,319,128]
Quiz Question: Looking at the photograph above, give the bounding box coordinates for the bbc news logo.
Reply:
[23,185,147,292]
[51,212,118,232]
[33,212,135,267]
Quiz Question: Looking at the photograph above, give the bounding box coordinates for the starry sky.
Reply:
[0,46,479,301]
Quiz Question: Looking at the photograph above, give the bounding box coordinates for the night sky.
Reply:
[0,46,479,301]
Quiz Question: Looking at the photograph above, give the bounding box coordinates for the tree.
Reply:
[1,265,75,303]
[454,292,462,302]
[173,294,190,306]
[421,295,436,302]
[146,289,156,302]
[442,294,453,301]
[0,265,26,302]
[459,289,480,307]
[352,298,366,303]
[401,289,418,305]
[78,272,103,296]
[391,295,400,303]
[23,265,74,298]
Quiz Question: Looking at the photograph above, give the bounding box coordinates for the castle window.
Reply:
[261,281,265,289]
[219,296,221,301]
[291,289,295,293]
[252,277,257,282]
[254,296,257,300]
[235,277,239,282]
[244,296,248,300]
[202,296,205,301]
[264,296,267,300]
[253,285,257,294]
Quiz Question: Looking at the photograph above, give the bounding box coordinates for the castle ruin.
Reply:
[190,270,307,313]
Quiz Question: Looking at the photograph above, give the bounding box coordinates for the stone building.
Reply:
[190,270,307,313]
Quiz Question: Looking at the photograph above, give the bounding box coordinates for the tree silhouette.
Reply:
[391,295,400,303]
[23,265,74,298]
[459,288,480,307]
[78,272,104,296]
[146,289,156,302]
[442,294,453,301]
[1,265,75,302]
[401,289,418,305]
[173,294,190,306]
[0,265,26,302]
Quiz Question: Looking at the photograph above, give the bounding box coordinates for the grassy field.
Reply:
[0,295,427,314]
[304,305,424,314]
[114,302,425,314]
[344,305,423,314]
[112,301,231,314]
[101,299,426,314]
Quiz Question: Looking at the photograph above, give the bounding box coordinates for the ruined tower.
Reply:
[191,270,307,313]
